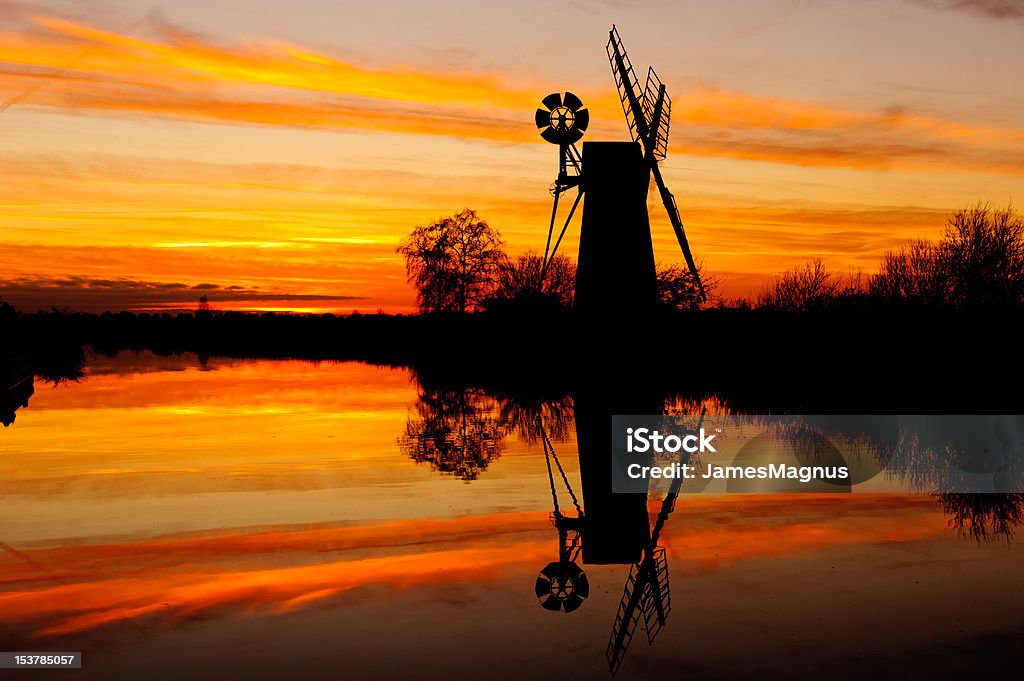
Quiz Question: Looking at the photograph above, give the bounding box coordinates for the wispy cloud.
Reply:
[0,276,363,311]
[910,0,1024,20]
[1,15,1023,174]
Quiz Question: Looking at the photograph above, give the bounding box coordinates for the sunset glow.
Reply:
[0,499,946,639]
[2,0,1023,310]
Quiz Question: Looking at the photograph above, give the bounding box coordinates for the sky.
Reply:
[1,0,1022,312]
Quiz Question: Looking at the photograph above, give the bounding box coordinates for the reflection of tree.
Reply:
[397,388,505,480]
[936,493,1024,543]
[34,344,86,386]
[499,395,574,444]
[398,387,575,480]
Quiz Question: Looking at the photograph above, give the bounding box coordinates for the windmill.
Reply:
[605,483,677,674]
[534,25,706,307]
[534,93,588,277]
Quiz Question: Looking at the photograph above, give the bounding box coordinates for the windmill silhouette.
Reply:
[534,25,706,310]
[604,410,704,675]
[605,477,680,675]
[1,350,33,427]
[532,400,705,675]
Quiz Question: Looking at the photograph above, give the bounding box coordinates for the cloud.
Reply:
[910,0,1024,20]
[0,14,549,109]
[1,15,1022,174]
[0,276,363,312]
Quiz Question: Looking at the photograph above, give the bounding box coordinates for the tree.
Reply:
[938,204,1024,307]
[487,250,575,308]
[196,294,213,319]
[0,298,15,322]
[655,262,719,311]
[397,209,504,313]
[870,239,949,305]
[870,205,1024,308]
[756,258,840,311]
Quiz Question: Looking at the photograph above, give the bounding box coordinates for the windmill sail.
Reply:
[606,26,706,301]
[642,68,671,161]
[606,558,644,674]
[605,530,673,675]
[607,26,648,146]
[605,485,681,674]
[605,413,704,674]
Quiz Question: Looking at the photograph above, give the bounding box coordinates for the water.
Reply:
[2,352,1022,679]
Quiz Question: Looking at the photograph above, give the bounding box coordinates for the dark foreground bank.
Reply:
[4,303,1023,413]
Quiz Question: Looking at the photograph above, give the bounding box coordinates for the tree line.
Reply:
[398,204,1024,314]
[754,204,1024,311]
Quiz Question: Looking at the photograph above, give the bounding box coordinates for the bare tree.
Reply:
[397,209,504,313]
[757,258,840,311]
[870,239,949,305]
[940,204,1024,307]
[870,204,1024,307]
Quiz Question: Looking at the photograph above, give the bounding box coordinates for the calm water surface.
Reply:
[2,353,1022,680]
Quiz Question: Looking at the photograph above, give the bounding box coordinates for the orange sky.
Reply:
[2,1,1023,311]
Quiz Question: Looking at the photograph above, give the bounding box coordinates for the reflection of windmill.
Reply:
[606,488,677,675]
[606,410,704,675]
[534,25,705,307]
[534,419,590,613]
[1,350,34,427]
[534,391,657,620]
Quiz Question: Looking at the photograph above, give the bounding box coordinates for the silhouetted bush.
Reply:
[755,259,867,311]
[871,204,1024,308]
[484,250,575,309]
[871,239,947,305]
[655,262,719,311]
[757,259,838,311]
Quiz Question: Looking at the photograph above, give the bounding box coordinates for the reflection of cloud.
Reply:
[660,494,947,573]
[0,276,363,311]
[0,513,551,637]
[0,497,947,639]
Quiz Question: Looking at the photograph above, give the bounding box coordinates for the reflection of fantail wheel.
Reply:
[535,92,589,145]
[535,561,590,613]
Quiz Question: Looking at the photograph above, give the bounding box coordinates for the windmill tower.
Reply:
[534,26,705,313]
